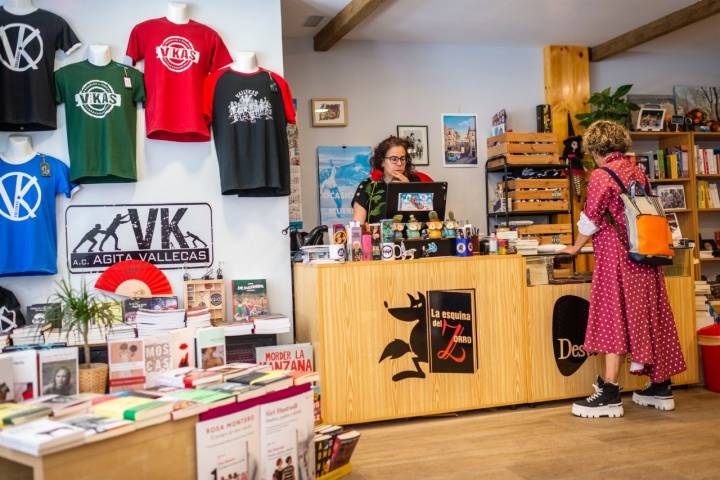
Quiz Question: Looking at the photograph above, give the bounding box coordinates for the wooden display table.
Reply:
[0,417,197,480]
[293,255,697,425]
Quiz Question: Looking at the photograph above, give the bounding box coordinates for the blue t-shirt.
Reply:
[0,154,78,276]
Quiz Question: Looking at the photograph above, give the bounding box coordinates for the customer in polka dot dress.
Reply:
[558,120,686,418]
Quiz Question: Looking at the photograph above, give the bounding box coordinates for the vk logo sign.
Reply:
[0,23,43,72]
[0,172,41,221]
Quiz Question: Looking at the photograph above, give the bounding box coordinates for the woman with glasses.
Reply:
[351,136,432,224]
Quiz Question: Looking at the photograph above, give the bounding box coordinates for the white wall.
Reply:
[0,0,294,341]
[591,50,720,94]
[283,39,544,230]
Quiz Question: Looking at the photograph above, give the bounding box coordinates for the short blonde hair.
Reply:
[582,120,632,157]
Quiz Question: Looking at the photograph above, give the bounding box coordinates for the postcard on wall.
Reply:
[442,114,478,167]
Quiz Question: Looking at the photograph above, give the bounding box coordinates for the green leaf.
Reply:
[614,84,633,98]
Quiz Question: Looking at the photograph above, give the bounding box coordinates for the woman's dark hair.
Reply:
[371,135,414,176]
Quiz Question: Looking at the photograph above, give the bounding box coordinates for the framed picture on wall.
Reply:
[441,114,478,167]
[397,125,429,166]
[311,98,348,127]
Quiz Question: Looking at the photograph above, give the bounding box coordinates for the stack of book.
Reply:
[106,323,137,341]
[186,307,212,329]
[155,367,224,389]
[136,309,186,337]
[700,249,716,260]
[10,325,45,345]
[221,321,254,336]
[697,181,720,209]
[253,314,291,334]
[696,281,714,329]
[0,418,86,455]
[0,402,51,427]
[511,238,539,256]
[694,146,720,175]
[314,424,361,478]
[27,394,95,419]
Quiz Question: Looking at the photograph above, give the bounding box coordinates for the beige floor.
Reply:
[346,387,720,480]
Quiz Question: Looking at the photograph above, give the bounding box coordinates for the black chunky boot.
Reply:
[572,376,624,418]
[632,380,674,411]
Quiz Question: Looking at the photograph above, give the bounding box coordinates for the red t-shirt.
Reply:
[126,17,232,142]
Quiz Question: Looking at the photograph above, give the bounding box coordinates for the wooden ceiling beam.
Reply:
[313,0,388,52]
[590,0,720,62]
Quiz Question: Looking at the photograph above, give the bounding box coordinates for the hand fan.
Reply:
[95,260,172,298]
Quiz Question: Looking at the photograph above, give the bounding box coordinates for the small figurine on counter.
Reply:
[426,211,443,239]
[406,215,422,239]
[443,211,459,238]
[392,214,405,240]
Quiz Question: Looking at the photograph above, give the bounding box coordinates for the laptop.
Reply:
[385,182,448,222]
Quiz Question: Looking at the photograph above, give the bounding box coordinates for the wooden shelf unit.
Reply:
[630,131,720,278]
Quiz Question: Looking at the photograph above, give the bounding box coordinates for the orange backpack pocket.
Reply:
[636,214,674,257]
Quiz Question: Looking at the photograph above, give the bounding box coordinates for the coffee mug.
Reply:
[328,244,346,261]
[381,243,395,261]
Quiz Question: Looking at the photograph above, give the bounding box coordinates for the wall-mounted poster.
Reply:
[317,146,372,226]
[442,114,478,167]
[65,203,213,273]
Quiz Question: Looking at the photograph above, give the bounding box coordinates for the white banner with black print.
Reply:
[65,203,213,273]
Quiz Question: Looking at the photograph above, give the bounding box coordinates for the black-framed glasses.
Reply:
[384,156,407,164]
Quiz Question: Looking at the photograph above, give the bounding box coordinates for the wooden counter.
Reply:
[294,256,698,425]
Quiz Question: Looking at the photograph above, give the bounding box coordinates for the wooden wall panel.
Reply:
[543,45,592,271]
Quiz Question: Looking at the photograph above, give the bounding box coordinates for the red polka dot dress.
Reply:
[583,153,686,383]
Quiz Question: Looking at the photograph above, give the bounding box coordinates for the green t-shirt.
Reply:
[55,61,145,184]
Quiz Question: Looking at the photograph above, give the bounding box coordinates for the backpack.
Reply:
[600,167,674,266]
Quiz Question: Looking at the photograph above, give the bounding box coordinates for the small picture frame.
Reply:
[670,115,684,132]
[636,107,666,132]
[311,98,348,127]
[397,125,429,166]
[656,185,687,211]
[700,238,717,252]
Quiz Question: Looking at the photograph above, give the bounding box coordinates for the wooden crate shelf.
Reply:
[486,132,560,168]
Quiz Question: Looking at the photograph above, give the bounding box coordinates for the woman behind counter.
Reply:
[559,120,686,419]
[351,136,432,224]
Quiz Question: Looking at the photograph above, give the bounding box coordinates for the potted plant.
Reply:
[575,84,639,128]
[46,276,120,393]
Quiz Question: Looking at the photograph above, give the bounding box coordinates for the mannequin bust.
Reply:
[3,0,37,15]
[1,135,35,164]
[88,45,112,66]
[230,51,259,74]
[166,2,190,24]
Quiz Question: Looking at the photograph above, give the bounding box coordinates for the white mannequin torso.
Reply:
[88,45,111,66]
[3,0,36,15]
[166,2,190,24]
[1,136,36,164]
[230,51,259,74]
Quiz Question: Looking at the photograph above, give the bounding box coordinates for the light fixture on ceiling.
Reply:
[303,15,325,28]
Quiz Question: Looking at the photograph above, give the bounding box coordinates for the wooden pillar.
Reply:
[543,45,593,271]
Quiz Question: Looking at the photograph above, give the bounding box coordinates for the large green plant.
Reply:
[575,84,639,128]
[46,277,119,367]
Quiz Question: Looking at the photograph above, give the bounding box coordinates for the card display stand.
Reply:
[184,280,226,325]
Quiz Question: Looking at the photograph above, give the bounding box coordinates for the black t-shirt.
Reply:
[202,67,296,197]
[0,285,25,334]
[0,7,80,131]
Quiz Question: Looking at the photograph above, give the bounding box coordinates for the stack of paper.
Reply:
[253,314,291,334]
[696,281,714,329]
[186,307,212,329]
[136,309,186,337]
[512,239,539,256]
[0,418,85,456]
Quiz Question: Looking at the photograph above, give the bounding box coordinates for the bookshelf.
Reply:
[630,131,720,279]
